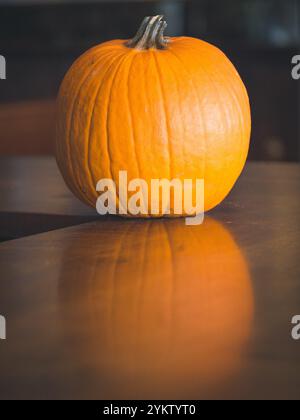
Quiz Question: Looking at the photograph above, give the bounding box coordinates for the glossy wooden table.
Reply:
[0,158,299,400]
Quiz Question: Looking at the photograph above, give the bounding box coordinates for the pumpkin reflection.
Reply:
[60,218,253,398]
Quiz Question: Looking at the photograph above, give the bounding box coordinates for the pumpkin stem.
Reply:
[126,15,169,50]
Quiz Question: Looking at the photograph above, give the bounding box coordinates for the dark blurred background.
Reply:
[0,0,300,161]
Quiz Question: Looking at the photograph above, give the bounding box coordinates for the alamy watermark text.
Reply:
[0,315,6,340]
[291,315,300,340]
[0,55,6,80]
[96,171,205,225]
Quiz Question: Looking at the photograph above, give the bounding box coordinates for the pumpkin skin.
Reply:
[59,218,254,399]
[56,16,251,216]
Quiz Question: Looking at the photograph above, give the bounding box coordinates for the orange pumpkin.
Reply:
[59,218,254,399]
[56,15,251,216]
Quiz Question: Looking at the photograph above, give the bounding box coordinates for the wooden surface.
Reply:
[0,157,97,241]
[0,158,300,400]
